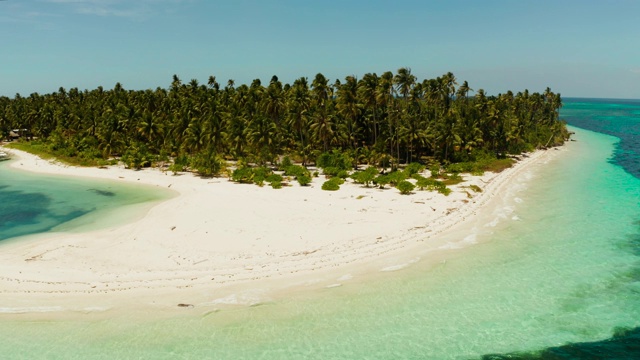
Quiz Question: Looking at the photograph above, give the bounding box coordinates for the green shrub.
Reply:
[374,174,390,188]
[415,177,450,195]
[169,162,184,175]
[231,166,274,186]
[322,166,340,177]
[352,167,378,187]
[397,180,415,195]
[337,170,349,179]
[403,162,425,177]
[190,151,225,177]
[316,150,352,170]
[284,165,309,177]
[387,171,407,186]
[297,175,312,186]
[266,173,283,183]
[169,154,189,175]
[253,176,266,186]
[231,166,254,183]
[253,166,271,178]
[430,163,441,178]
[252,166,271,186]
[322,178,341,191]
[122,143,152,170]
[438,186,452,196]
[279,156,293,170]
[270,181,283,189]
[415,176,435,190]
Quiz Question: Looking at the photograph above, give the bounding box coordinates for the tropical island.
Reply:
[0,68,569,313]
[1,69,567,179]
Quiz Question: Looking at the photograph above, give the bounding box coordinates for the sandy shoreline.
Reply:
[0,146,559,317]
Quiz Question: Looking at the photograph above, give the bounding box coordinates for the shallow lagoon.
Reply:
[0,160,167,242]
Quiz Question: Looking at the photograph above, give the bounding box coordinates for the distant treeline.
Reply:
[0,68,568,170]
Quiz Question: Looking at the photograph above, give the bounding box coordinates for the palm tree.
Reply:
[183,116,207,154]
[208,75,219,91]
[439,72,457,111]
[335,76,360,151]
[263,78,286,129]
[170,75,182,93]
[393,67,416,99]
[357,73,379,144]
[246,115,277,164]
[456,80,472,100]
[287,77,311,163]
[311,73,333,152]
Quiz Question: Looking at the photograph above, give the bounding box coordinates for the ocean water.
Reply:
[0,162,166,241]
[562,98,640,179]
[0,98,639,359]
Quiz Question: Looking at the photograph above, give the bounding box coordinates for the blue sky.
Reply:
[1,0,639,98]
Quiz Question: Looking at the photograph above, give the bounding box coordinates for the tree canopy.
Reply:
[0,68,568,170]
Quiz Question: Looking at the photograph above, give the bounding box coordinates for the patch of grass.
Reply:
[441,173,464,185]
[6,141,104,167]
[482,158,515,173]
[469,184,483,193]
[445,157,515,175]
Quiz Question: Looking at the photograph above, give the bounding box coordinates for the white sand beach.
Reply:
[0,147,558,316]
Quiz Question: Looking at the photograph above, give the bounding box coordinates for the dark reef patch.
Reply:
[481,327,640,360]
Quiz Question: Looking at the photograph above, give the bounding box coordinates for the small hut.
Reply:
[8,130,20,140]
[8,129,29,141]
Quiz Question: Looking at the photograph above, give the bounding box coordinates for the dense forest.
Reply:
[0,68,568,175]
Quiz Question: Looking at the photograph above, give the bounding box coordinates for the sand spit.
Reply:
[0,146,559,315]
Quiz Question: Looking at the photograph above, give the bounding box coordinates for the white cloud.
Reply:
[43,0,192,20]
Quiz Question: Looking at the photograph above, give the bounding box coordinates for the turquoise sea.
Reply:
[0,98,639,359]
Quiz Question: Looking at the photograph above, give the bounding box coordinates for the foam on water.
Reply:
[439,233,479,250]
[380,257,420,272]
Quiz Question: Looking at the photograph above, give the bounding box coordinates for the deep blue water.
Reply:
[562,98,640,179]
